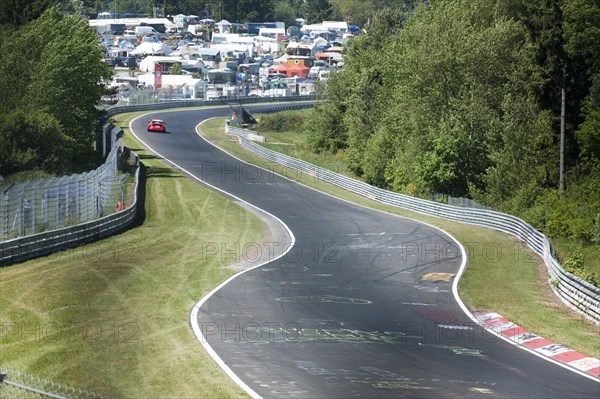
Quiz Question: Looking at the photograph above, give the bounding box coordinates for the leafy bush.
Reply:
[255,111,308,132]
[563,251,597,286]
[0,109,69,176]
[563,252,585,272]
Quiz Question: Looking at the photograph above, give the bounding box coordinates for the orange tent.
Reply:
[273,63,290,73]
[287,63,310,78]
[315,52,333,59]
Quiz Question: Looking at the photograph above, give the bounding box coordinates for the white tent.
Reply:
[254,36,279,54]
[173,44,198,57]
[130,42,173,56]
[258,27,285,38]
[313,37,328,47]
[272,53,290,65]
[216,20,232,33]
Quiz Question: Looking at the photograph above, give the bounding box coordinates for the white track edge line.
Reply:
[129,111,298,399]
[195,116,600,383]
[452,254,599,382]
[128,106,599,393]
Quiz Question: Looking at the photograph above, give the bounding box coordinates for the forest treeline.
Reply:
[0,7,112,176]
[306,0,600,255]
[0,0,414,30]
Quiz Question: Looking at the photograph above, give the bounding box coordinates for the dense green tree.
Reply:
[306,72,350,153]
[0,0,55,27]
[171,62,183,74]
[329,0,417,27]
[305,7,412,178]
[303,0,337,24]
[340,7,412,176]
[308,0,551,198]
[563,0,600,166]
[235,0,275,21]
[575,94,600,164]
[273,0,297,27]
[0,7,112,172]
[0,109,69,175]
[509,0,600,188]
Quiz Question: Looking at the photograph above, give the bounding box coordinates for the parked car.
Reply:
[147,119,167,133]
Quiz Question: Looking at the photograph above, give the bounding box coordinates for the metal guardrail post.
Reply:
[0,194,6,239]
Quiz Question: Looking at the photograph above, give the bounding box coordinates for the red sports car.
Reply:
[147,119,167,133]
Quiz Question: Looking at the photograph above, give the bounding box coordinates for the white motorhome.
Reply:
[135,26,159,36]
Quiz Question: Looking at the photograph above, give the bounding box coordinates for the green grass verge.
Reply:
[249,113,357,179]
[202,117,599,358]
[1,106,596,398]
[0,110,266,398]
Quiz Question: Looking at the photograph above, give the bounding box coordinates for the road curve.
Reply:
[130,105,599,398]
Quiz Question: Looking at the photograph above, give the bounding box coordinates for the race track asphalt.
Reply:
[130,104,600,398]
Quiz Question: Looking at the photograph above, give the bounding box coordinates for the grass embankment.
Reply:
[202,116,599,358]
[0,111,266,398]
[250,112,357,179]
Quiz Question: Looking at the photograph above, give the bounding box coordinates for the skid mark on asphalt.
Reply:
[293,362,497,395]
[469,387,494,394]
[276,295,372,304]
[418,343,484,356]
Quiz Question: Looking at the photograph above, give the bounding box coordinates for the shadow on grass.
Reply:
[138,154,164,160]
[133,162,147,227]
[146,166,182,179]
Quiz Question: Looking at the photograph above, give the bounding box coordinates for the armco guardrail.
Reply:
[227,125,600,324]
[0,138,139,266]
[249,103,315,114]
[227,126,266,142]
[0,98,314,266]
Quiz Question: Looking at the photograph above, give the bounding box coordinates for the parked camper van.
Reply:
[135,26,159,36]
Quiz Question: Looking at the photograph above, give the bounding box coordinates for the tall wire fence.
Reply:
[0,366,113,399]
[0,135,131,241]
[116,83,314,107]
